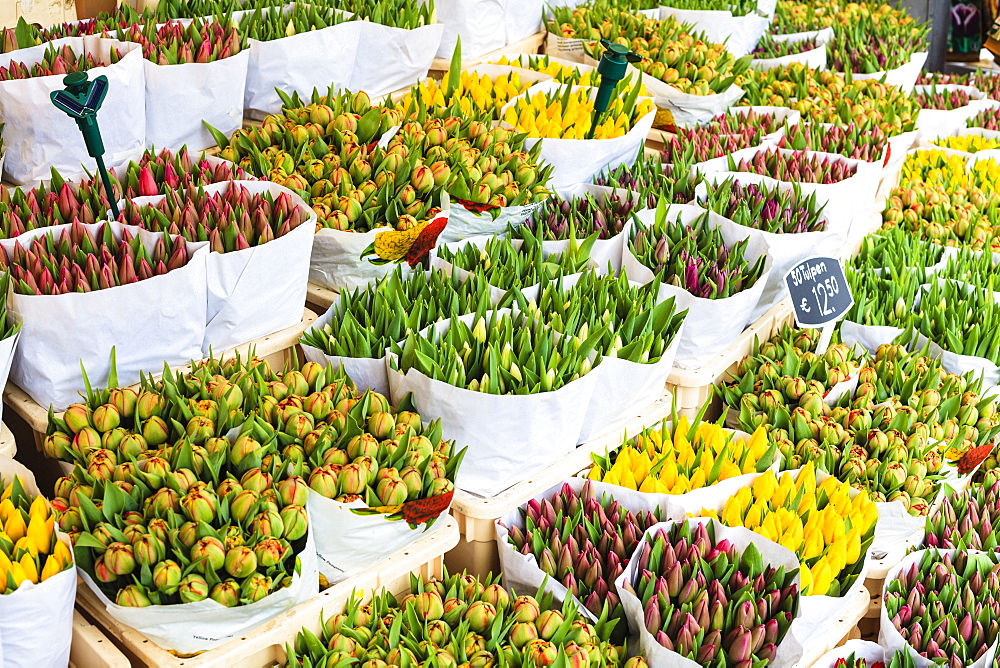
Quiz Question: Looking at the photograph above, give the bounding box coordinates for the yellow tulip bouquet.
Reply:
[0,475,73,592]
[503,83,654,140]
[700,463,878,596]
[588,412,780,495]
[399,70,538,122]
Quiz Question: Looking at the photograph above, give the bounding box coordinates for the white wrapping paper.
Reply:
[80,527,319,654]
[243,16,362,118]
[347,22,444,98]
[499,81,656,190]
[0,333,19,427]
[0,37,146,186]
[310,226,413,292]
[504,0,544,45]
[431,0,506,58]
[879,549,999,667]
[637,66,746,127]
[616,518,804,667]
[0,458,75,668]
[658,8,769,56]
[6,222,209,411]
[543,33,600,66]
[622,204,772,369]
[841,52,928,94]
[129,180,314,354]
[751,42,827,70]
[387,309,600,497]
[307,493,450,583]
[144,49,249,152]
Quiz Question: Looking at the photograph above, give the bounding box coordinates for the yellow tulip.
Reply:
[40,554,63,582]
[0,499,14,524]
[26,514,53,555]
[18,553,37,583]
[52,539,72,569]
[28,496,48,521]
[809,561,834,596]
[4,511,26,543]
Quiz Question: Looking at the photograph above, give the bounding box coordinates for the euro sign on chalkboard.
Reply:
[784,256,854,328]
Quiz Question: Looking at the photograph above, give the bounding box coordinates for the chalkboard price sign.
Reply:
[783,256,854,328]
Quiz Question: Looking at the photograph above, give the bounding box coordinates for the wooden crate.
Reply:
[446,398,674,579]
[70,610,131,668]
[428,31,546,78]
[76,516,459,667]
[665,298,795,419]
[305,283,339,316]
[4,308,317,452]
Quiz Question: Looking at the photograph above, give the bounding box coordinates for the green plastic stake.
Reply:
[49,71,120,218]
[587,39,642,140]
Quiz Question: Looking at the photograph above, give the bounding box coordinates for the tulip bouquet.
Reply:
[0,221,193,296]
[700,179,828,234]
[938,247,1000,292]
[881,149,999,251]
[502,84,654,140]
[903,279,1000,366]
[588,414,778,494]
[932,134,1000,153]
[734,344,1000,513]
[399,70,538,122]
[660,0,761,15]
[435,232,596,293]
[778,122,891,163]
[491,55,602,87]
[595,151,702,206]
[214,90,551,232]
[884,549,1000,665]
[924,472,1000,550]
[545,5,681,44]
[390,309,604,394]
[967,106,1000,131]
[285,569,647,667]
[118,18,245,65]
[0,179,110,239]
[737,66,920,135]
[0,475,73,591]
[118,183,308,253]
[912,87,976,111]
[503,480,663,620]
[700,463,877,596]
[150,0,284,20]
[624,520,800,663]
[245,381,465,524]
[310,0,435,29]
[54,439,312,611]
[525,271,686,366]
[0,150,242,241]
[727,148,858,184]
[0,43,114,82]
[771,0,838,32]
[826,16,929,74]
[753,35,821,59]
[630,205,768,299]
[848,225,945,273]
[299,268,495,360]
[922,70,1000,101]
[238,3,353,42]
[721,323,866,418]
[519,191,640,241]
[662,109,788,165]
[44,357,346,463]
[106,148,248,199]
